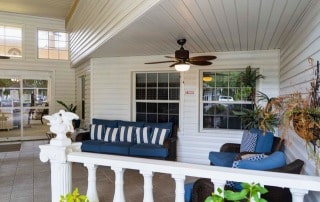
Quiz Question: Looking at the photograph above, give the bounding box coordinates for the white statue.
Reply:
[43,110,79,146]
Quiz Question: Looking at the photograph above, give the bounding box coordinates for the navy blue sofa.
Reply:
[76,118,177,161]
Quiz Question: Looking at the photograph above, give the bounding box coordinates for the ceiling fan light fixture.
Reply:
[175,63,190,72]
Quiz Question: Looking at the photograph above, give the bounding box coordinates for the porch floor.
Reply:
[0,140,180,202]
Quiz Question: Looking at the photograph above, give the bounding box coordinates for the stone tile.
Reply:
[9,196,34,202]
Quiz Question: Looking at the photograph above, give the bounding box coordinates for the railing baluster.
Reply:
[112,167,125,202]
[212,179,225,196]
[140,170,154,202]
[290,188,308,202]
[172,174,185,202]
[84,163,99,202]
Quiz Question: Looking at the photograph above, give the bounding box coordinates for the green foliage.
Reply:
[205,182,268,202]
[60,188,89,202]
[57,100,77,113]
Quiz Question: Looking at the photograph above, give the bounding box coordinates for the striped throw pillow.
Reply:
[90,124,104,140]
[104,127,119,142]
[135,127,151,144]
[151,128,170,145]
[119,126,135,142]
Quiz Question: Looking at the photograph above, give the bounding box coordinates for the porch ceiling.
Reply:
[89,0,313,58]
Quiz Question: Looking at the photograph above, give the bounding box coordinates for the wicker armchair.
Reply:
[192,159,304,202]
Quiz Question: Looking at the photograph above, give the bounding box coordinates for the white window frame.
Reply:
[0,24,23,58]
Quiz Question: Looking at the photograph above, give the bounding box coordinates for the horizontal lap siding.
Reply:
[90,50,280,165]
[279,1,320,201]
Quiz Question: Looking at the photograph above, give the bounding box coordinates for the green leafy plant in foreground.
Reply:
[205,182,268,202]
[60,188,89,202]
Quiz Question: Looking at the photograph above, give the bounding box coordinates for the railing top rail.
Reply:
[68,151,320,192]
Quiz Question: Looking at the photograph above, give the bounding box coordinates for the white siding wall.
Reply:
[90,50,280,165]
[0,12,75,115]
[279,0,320,201]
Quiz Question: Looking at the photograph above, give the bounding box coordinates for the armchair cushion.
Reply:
[240,130,257,152]
[208,152,238,167]
[237,151,286,170]
[250,128,274,153]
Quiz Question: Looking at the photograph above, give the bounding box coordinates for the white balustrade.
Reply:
[40,142,320,202]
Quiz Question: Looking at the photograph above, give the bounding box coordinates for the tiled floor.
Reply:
[0,140,179,202]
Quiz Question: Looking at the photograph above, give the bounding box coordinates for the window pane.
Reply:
[158,73,168,87]
[147,73,157,87]
[135,72,180,127]
[0,25,22,58]
[38,29,69,60]
[202,70,254,130]
[158,88,168,100]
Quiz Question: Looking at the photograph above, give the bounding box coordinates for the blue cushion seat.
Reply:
[81,140,105,153]
[129,143,168,158]
[208,151,238,167]
[99,142,134,155]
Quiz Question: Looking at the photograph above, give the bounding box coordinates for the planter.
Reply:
[292,112,317,141]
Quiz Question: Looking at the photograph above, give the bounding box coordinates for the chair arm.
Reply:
[220,143,241,153]
[75,131,90,142]
[163,136,177,161]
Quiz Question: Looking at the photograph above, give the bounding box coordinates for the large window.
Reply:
[135,72,180,126]
[38,30,69,60]
[201,70,254,130]
[0,25,22,58]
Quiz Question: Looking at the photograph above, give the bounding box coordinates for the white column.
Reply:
[39,143,81,202]
[84,163,99,202]
[172,174,185,202]
[140,170,154,202]
[290,188,308,202]
[112,166,125,202]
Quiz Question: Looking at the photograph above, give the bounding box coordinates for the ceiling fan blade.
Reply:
[189,55,217,61]
[145,60,176,64]
[169,62,180,67]
[189,60,212,66]
[164,56,176,59]
[0,56,10,59]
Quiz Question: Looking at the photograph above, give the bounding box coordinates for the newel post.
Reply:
[39,142,81,202]
[39,110,81,202]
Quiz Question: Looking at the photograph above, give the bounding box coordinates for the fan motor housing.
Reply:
[175,49,189,60]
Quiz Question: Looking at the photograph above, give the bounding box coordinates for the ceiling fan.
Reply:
[0,56,10,59]
[145,38,216,71]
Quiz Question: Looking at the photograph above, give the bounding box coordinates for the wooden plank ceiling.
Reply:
[90,0,313,58]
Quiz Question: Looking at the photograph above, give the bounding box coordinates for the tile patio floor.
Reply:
[0,140,181,202]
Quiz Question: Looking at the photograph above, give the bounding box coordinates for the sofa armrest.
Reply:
[220,143,240,153]
[163,136,177,161]
[75,131,90,142]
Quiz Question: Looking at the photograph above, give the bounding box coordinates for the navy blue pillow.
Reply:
[135,126,151,144]
[145,122,173,137]
[250,128,274,153]
[104,127,119,142]
[90,124,105,140]
[151,128,170,145]
[118,120,144,127]
[119,126,135,143]
[92,118,118,128]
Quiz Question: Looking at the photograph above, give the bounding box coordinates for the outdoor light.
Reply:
[174,63,190,72]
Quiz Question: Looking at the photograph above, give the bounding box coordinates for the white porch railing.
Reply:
[39,142,320,202]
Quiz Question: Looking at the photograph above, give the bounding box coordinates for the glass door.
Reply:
[0,77,50,141]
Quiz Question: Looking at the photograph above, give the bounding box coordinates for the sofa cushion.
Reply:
[250,128,274,153]
[92,118,118,128]
[90,124,104,140]
[118,120,144,127]
[129,143,168,158]
[81,140,105,153]
[151,128,170,145]
[99,142,134,155]
[135,126,151,144]
[240,130,257,152]
[144,122,173,137]
[237,151,286,170]
[104,127,119,142]
[119,126,135,143]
